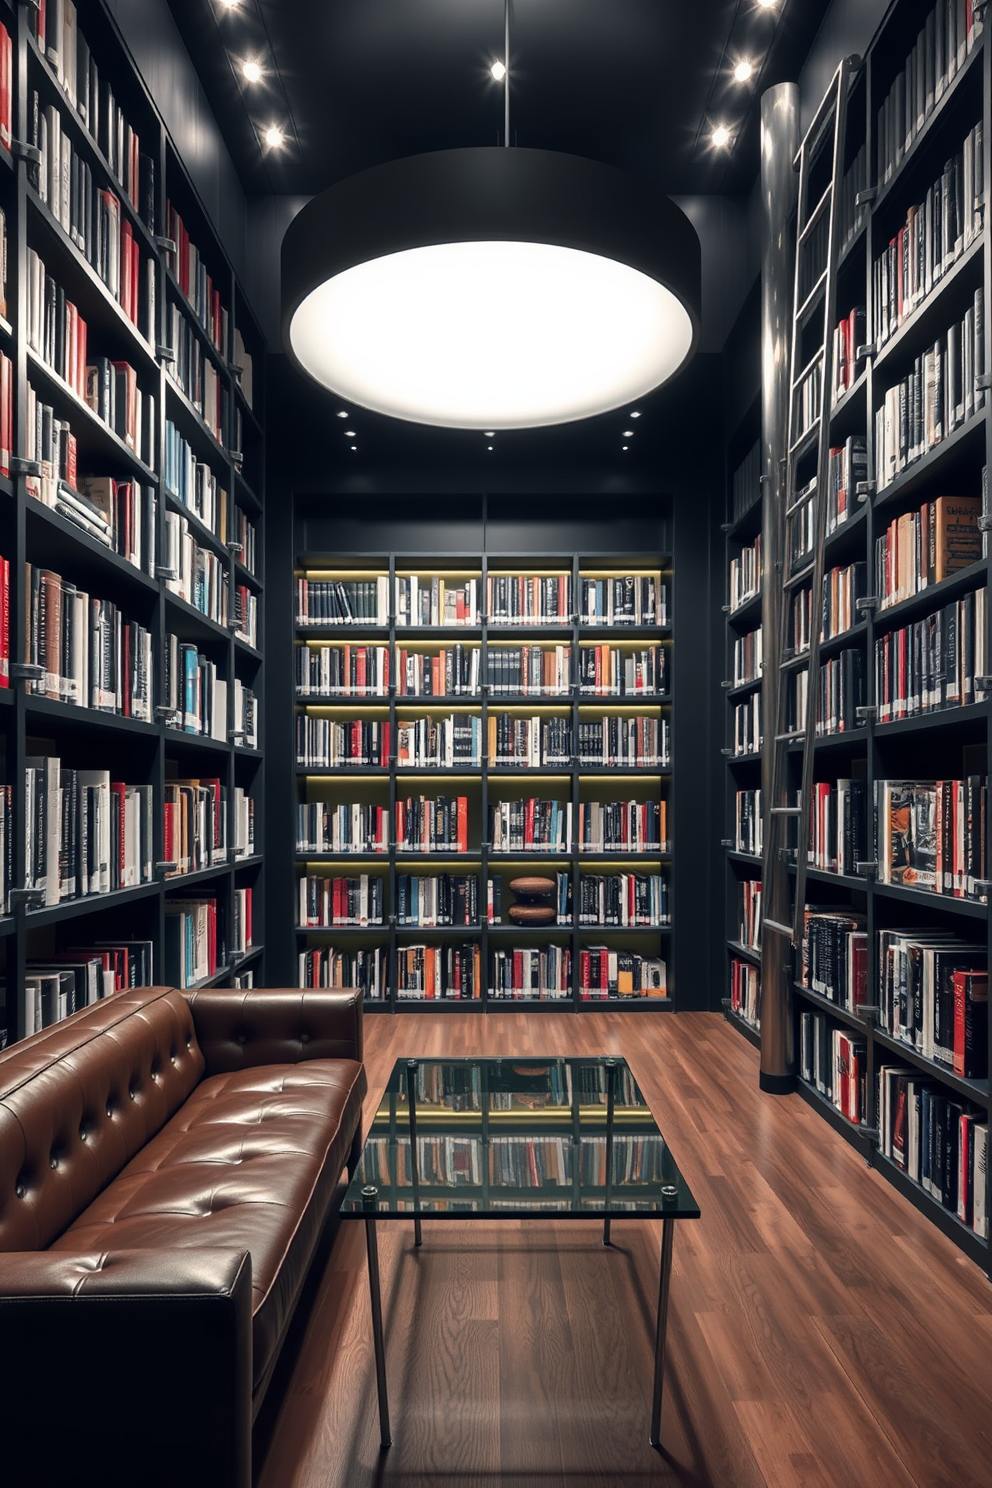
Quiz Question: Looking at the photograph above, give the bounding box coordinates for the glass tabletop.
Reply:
[341,1056,700,1220]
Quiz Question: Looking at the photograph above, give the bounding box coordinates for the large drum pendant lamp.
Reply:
[282,146,701,430]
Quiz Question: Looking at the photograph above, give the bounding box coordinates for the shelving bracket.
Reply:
[156,346,176,364]
[855,596,878,612]
[12,139,42,164]
[854,187,876,206]
[9,887,45,907]
[10,456,42,476]
[10,663,44,681]
[854,704,877,722]
[854,861,878,878]
[855,480,875,501]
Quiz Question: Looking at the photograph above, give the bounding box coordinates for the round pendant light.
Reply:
[282,147,701,430]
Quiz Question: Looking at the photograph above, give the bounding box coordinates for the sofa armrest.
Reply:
[184,985,364,1074]
[0,1248,252,1488]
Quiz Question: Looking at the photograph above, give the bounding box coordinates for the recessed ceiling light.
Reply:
[491,61,507,82]
[263,124,285,148]
[711,125,732,148]
[629,410,641,418]
[756,0,777,8]
[337,410,349,418]
[488,445,494,450]
[242,59,263,84]
[351,445,358,451]
[484,431,495,437]
[344,429,356,436]
[218,1,241,8]
[623,429,634,436]
[733,60,754,83]
[622,445,629,451]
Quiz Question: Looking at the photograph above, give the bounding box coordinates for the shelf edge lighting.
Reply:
[282,148,701,429]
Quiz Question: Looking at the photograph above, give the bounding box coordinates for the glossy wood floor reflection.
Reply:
[253,1014,992,1488]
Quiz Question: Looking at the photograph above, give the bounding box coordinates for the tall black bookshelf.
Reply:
[291,504,675,1013]
[0,0,266,1044]
[724,0,992,1274]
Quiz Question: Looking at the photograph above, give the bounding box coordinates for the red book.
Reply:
[0,24,10,151]
[524,797,535,848]
[110,782,127,887]
[457,796,468,854]
[0,553,9,686]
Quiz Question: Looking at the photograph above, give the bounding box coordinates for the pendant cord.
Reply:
[504,0,511,146]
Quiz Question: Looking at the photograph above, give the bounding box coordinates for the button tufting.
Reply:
[79,1128,87,1143]
[15,1182,25,1199]
[300,1032,310,1044]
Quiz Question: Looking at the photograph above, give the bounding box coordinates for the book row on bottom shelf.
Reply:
[296,942,668,1001]
[799,1008,987,1241]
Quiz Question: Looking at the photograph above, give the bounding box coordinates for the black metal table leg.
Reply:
[649,1217,675,1448]
[407,1058,423,1246]
[603,1057,616,1245]
[362,1185,392,1449]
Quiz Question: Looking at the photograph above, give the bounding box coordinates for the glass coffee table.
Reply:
[340,1056,700,1450]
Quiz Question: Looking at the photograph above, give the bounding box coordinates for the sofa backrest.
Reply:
[0,987,205,1251]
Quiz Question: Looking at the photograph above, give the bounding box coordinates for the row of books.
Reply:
[164,202,228,356]
[729,534,761,611]
[580,947,667,998]
[875,0,982,190]
[21,941,154,1035]
[577,873,668,926]
[33,1,153,225]
[24,563,153,716]
[877,928,986,1074]
[806,778,867,877]
[397,943,483,999]
[738,879,761,952]
[163,423,231,538]
[877,776,987,900]
[298,945,385,995]
[729,958,760,1028]
[799,1013,866,1124]
[299,874,386,928]
[163,896,219,989]
[733,626,762,687]
[577,576,667,627]
[874,292,987,489]
[163,780,255,876]
[232,886,253,960]
[167,304,224,445]
[396,795,470,853]
[161,637,258,745]
[830,306,866,404]
[733,789,762,857]
[358,1130,672,1189]
[874,585,988,718]
[798,909,867,1011]
[29,96,153,342]
[296,803,388,855]
[790,560,867,654]
[878,1065,987,1236]
[164,510,230,627]
[497,947,569,1001]
[24,759,154,905]
[33,466,157,575]
[85,359,154,465]
[732,692,762,756]
[873,123,985,352]
[296,576,390,627]
[787,646,865,736]
[487,644,573,694]
[233,506,257,576]
[875,492,983,609]
[232,583,257,648]
[730,442,761,525]
[398,873,490,926]
[788,438,868,572]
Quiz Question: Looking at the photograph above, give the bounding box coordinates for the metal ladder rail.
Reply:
[762,55,861,949]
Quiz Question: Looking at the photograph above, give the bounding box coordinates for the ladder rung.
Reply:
[785,490,815,518]
[774,730,806,743]
[798,185,833,245]
[795,270,828,325]
[789,421,819,457]
[770,806,803,816]
[763,919,796,938]
[793,347,825,391]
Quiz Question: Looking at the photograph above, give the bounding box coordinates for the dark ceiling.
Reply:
[164,0,831,474]
[168,0,831,198]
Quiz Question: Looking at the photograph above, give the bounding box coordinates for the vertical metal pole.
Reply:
[649,1219,675,1449]
[758,82,800,1094]
[407,1058,423,1246]
[361,1185,392,1449]
[603,1057,616,1245]
[503,0,510,147]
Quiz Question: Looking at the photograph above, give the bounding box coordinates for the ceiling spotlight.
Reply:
[488,444,494,450]
[622,445,629,451]
[344,429,356,436]
[491,61,507,82]
[484,431,495,437]
[629,410,641,418]
[337,410,349,418]
[756,0,778,8]
[242,59,263,84]
[283,150,700,429]
[733,60,754,83]
[351,445,358,451]
[263,124,285,148]
[623,429,634,436]
[218,0,241,8]
[711,125,732,148]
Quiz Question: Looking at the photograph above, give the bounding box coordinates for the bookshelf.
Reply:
[0,1,266,1043]
[293,546,674,1011]
[725,0,991,1273]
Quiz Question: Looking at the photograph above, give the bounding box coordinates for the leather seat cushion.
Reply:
[50,1058,366,1392]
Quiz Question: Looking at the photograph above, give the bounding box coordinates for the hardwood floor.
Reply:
[253,1013,992,1488]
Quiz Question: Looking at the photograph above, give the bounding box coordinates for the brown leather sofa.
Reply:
[0,983,366,1488]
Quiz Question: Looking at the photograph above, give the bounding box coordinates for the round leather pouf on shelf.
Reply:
[508,876,557,924]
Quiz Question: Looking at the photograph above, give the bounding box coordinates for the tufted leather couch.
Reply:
[0,983,367,1488]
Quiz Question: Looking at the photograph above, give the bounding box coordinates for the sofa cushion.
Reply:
[0,990,205,1252]
[51,1057,366,1394]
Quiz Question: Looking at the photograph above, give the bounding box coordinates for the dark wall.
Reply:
[264,352,727,1012]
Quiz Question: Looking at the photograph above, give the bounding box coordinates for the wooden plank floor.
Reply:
[253,1013,992,1488]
